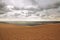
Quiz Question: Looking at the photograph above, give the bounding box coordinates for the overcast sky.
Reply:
[1,0,60,9]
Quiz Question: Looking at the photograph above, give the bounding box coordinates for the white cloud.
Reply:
[1,0,60,9]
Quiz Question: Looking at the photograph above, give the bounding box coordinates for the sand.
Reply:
[0,23,60,40]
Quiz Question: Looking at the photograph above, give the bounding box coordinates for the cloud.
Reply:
[1,0,60,9]
[35,0,60,9]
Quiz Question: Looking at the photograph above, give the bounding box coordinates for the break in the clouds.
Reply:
[1,0,60,9]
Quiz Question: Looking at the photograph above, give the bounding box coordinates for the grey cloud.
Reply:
[35,0,60,9]
[0,0,60,9]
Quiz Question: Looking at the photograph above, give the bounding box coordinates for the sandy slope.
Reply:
[0,23,60,40]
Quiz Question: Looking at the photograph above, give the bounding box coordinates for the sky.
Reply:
[1,0,60,9]
[0,0,60,21]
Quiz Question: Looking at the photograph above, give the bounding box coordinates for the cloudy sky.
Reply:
[0,0,60,21]
[1,0,60,9]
